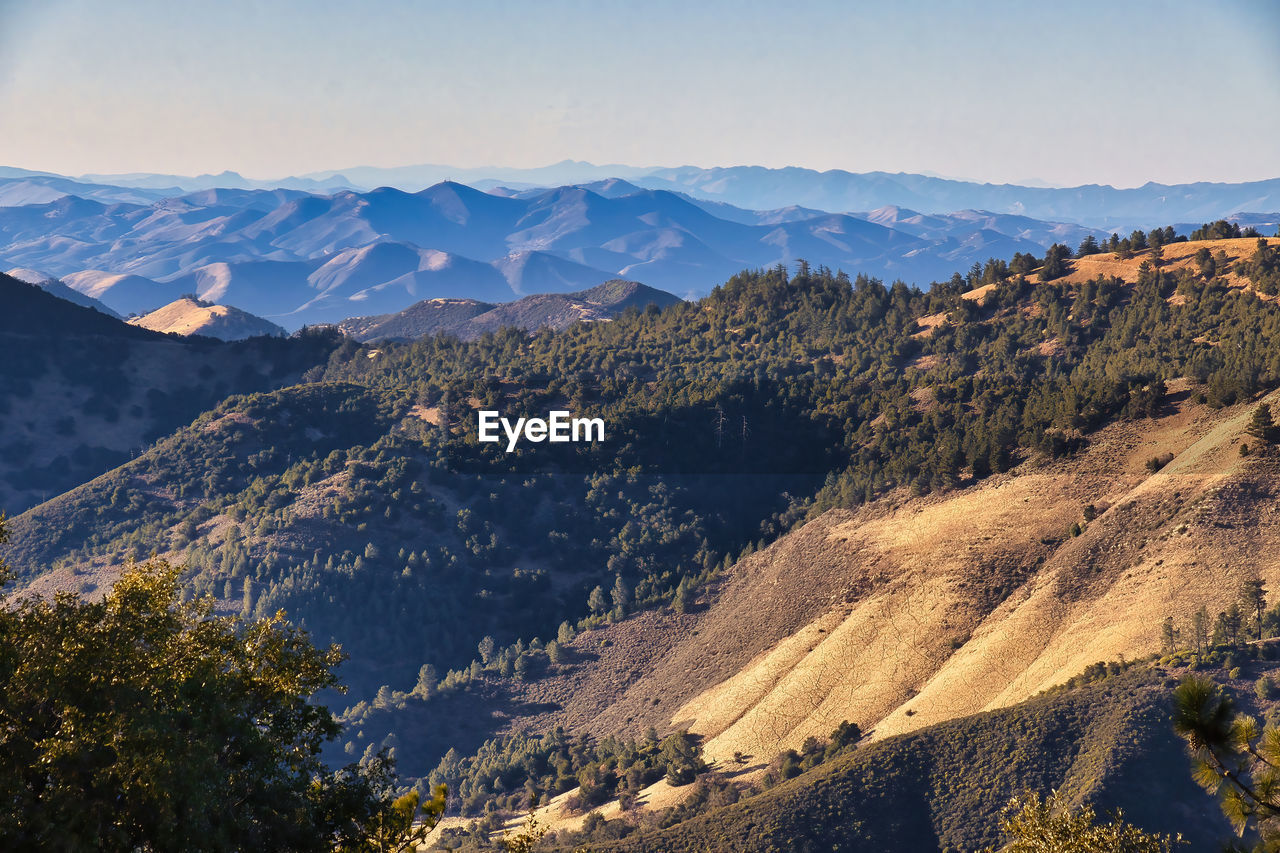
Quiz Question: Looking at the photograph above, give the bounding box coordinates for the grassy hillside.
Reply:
[557,666,1234,852]
[8,234,1280,790]
[127,296,286,340]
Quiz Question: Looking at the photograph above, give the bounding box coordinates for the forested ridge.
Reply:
[5,231,1280,836]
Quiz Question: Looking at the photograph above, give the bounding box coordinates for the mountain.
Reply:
[75,169,361,194]
[0,174,1129,324]
[126,297,286,340]
[7,238,1280,846]
[492,250,618,295]
[0,175,171,206]
[5,267,120,316]
[336,298,491,342]
[0,272,338,515]
[634,166,1280,230]
[582,665,1232,851]
[161,243,615,327]
[60,270,175,316]
[7,162,1278,233]
[299,160,657,193]
[336,279,682,342]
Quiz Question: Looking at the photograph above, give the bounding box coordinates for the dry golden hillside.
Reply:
[1052,237,1278,289]
[510,381,1280,786]
[127,297,284,340]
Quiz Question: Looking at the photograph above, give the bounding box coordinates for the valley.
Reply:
[5,222,1280,848]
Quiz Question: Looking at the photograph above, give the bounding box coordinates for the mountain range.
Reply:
[0,179,1121,328]
[9,162,1274,231]
[336,279,681,342]
[6,235,1280,848]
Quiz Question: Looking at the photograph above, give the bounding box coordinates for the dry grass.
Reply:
[1053,238,1278,290]
[667,387,1280,762]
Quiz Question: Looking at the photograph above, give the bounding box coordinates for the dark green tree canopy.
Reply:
[0,520,432,851]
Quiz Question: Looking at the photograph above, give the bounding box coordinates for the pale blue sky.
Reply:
[1,0,1277,187]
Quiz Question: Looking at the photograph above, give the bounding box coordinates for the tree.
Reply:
[1213,611,1230,648]
[985,791,1183,852]
[335,755,446,853]
[1041,243,1072,281]
[1247,404,1277,444]
[413,663,438,699]
[1192,606,1210,654]
[1241,577,1268,641]
[1174,676,1280,847]
[661,732,708,786]
[611,574,631,611]
[587,584,609,615]
[1227,603,1244,645]
[1161,616,1178,654]
[1195,247,1216,279]
[478,634,497,664]
[0,530,422,851]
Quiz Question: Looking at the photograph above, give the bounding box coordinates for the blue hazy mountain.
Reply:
[6,167,1272,328]
[0,179,1122,327]
[630,166,1280,231]
[8,162,1277,230]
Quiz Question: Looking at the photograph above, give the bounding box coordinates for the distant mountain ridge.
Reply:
[4,267,121,316]
[5,161,1277,229]
[633,166,1280,230]
[0,179,1116,327]
[336,279,680,342]
[1,163,1275,330]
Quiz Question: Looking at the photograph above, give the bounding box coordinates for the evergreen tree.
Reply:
[1175,676,1280,846]
[1241,577,1267,641]
[611,574,630,611]
[478,635,497,665]
[1247,404,1277,444]
[587,585,609,615]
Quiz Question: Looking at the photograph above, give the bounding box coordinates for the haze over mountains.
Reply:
[10,162,1276,227]
[2,162,1275,334]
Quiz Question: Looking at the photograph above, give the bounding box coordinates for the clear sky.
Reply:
[1,0,1277,187]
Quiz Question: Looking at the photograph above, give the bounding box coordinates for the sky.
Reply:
[1,0,1277,188]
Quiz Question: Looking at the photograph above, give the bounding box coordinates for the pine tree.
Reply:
[1247,404,1277,444]
[1161,616,1178,654]
[1241,577,1267,641]
[611,574,630,611]
[587,585,608,615]
[478,635,496,665]
[1192,606,1209,654]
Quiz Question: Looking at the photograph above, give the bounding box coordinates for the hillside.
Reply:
[564,664,1239,852]
[337,280,681,342]
[7,235,1280,849]
[0,272,339,514]
[487,381,1276,761]
[127,296,285,340]
[5,267,121,316]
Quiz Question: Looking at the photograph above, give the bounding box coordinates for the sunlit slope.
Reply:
[660,386,1278,764]
[127,297,285,340]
